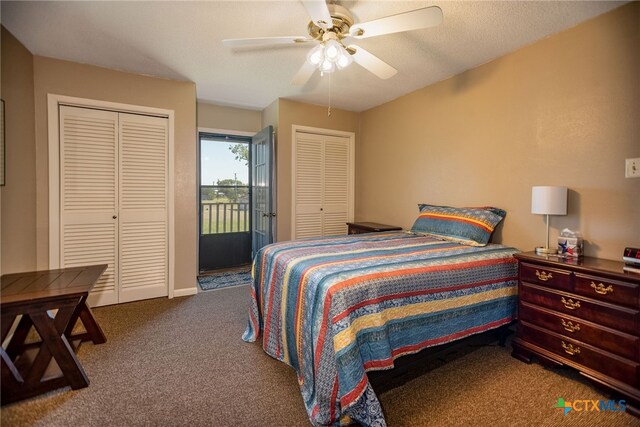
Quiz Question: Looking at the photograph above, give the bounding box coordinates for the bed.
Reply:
[243,205,518,426]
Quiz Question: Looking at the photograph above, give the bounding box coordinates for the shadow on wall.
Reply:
[491,217,505,245]
[555,189,605,255]
[404,30,501,94]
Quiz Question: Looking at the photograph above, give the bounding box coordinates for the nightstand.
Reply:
[511,252,640,417]
[346,222,402,235]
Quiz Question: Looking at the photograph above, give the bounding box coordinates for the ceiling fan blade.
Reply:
[349,6,443,39]
[301,0,333,30]
[348,45,397,80]
[223,36,312,48]
[292,61,317,86]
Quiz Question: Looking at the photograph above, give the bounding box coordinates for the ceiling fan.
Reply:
[223,1,443,85]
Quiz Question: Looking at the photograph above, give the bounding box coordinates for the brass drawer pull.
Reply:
[535,270,553,281]
[561,319,580,333]
[561,297,581,310]
[561,341,581,356]
[590,281,614,295]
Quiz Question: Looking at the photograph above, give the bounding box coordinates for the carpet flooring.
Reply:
[197,269,252,291]
[1,285,636,426]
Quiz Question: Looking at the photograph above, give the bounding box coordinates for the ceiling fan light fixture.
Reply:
[307,44,325,66]
[324,39,340,61]
[307,38,352,74]
[320,58,335,73]
[337,48,353,69]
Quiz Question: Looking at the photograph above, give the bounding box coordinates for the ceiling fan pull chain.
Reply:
[328,72,332,117]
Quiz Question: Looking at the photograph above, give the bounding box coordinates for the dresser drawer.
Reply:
[519,321,639,387]
[519,302,640,361]
[519,283,639,335]
[574,273,639,308]
[520,263,571,291]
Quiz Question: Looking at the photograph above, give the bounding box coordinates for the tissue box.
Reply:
[557,237,583,257]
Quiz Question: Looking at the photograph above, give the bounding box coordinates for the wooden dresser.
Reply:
[511,252,640,417]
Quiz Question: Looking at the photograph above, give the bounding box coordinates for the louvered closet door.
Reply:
[322,136,350,236]
[60,106,119,306]
[294,133,324,238]
[118,113,168,303]
[293,131,352,239]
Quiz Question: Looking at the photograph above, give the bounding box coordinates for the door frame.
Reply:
[47,94,176,298]
[291,125,355,239]
[197,127,254,272]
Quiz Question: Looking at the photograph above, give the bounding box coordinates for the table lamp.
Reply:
[531,186,567,255]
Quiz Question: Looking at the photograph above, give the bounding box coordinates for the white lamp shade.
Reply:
[531,186,567,215]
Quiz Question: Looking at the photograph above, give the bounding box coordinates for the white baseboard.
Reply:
[173,287,198,297]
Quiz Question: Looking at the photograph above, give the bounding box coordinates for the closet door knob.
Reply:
[113,215,117,219]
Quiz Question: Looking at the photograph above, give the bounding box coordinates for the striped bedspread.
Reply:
[243,231,519,426]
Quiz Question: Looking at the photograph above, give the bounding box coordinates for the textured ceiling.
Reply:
[1,1,627,112]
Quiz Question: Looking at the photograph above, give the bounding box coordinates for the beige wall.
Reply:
[261,99,279,133]
[32,57,197,290]
[197,102,261,133]
[357,3,640,260]
[276,99,360,241]
[0,27,37,274]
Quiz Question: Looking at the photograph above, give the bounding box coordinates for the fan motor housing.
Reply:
[307,4,354,40]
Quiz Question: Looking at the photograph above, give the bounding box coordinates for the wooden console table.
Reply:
[1,264,108,404]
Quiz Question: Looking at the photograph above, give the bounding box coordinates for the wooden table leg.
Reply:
[1,314,17,341]
[3,314,33,359]
[1,314,26,392]
[65,296,106,345]
[29,306,89,390]
[1,346,25,391]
